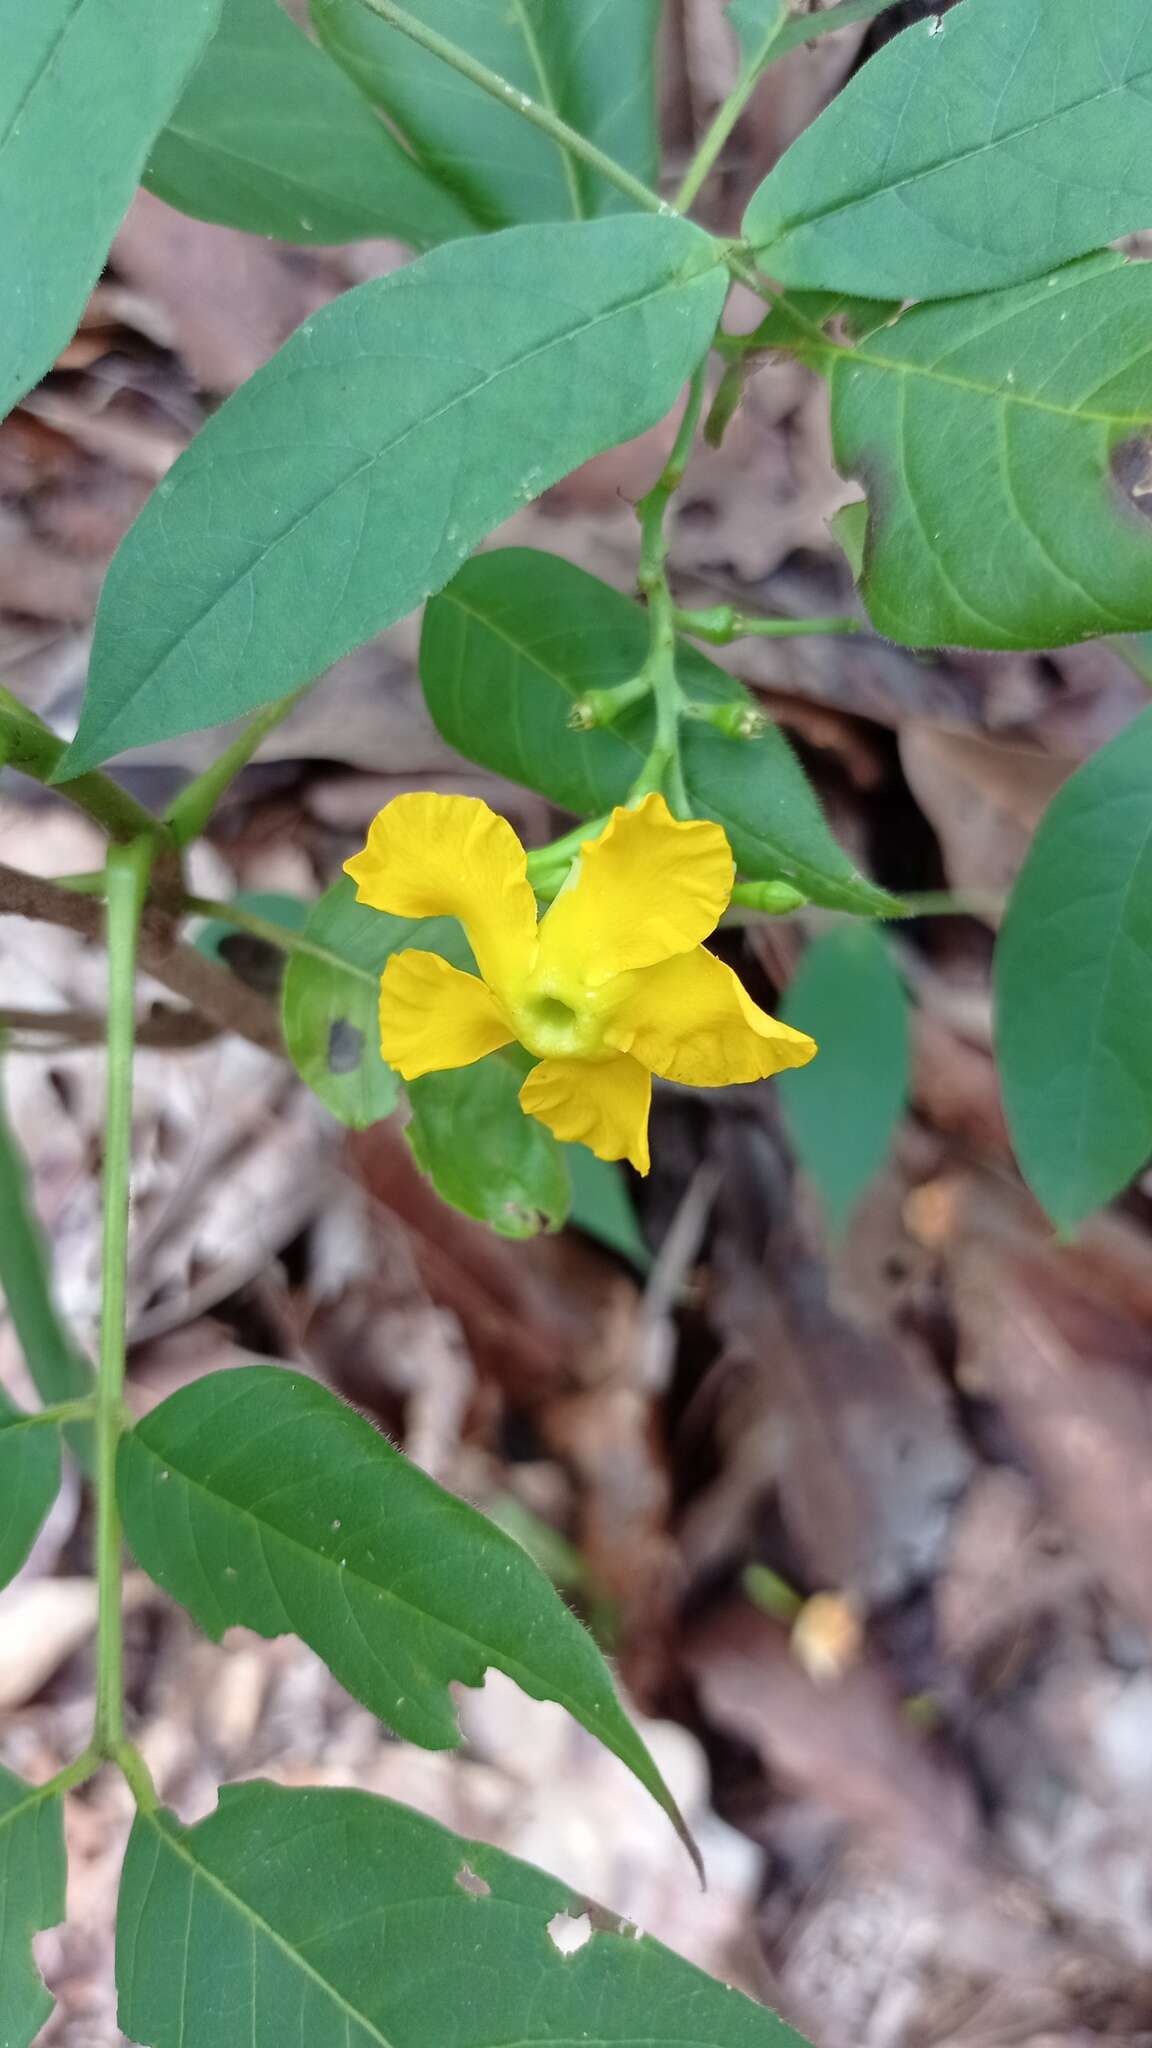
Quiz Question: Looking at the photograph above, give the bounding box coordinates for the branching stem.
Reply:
[629,361,711,811]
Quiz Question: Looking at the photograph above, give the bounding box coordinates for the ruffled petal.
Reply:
[345,793,538,997]
[379,949,514,1080]
[519,1054,652,1174]
[605,944,817,1086]
[536,793,734,989]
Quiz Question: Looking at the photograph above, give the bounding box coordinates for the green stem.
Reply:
[0,692,166,847]
[183,893,377,983]
[352,0,668,216]
[630,362,711,811]
[524,814,611,887]
[567,675,651,731]
[93,837,151,1761]
[674,4,790,212]
[894,887,1005,920]
[165,690,305,847]
[673,604,860,644]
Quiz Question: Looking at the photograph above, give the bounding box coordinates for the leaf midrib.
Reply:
[759,53,1152,244]
[0,0,91,161]
[142,1811,398,2047]
[510,0,585,219]
[818,327,1150,426]
[85,239,719,759]
[126,1422,626,1756]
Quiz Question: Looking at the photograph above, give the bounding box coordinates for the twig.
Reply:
[0,863,281,1054]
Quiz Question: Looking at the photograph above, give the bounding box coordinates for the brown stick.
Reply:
[0,1005,223,1050]
[0,863,282,1055]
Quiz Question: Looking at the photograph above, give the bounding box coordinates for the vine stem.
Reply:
[352,0,669,217]
[630,361,712,811]
[93,837,151,1765]
[165,689,305,848]
[673,4,790,212]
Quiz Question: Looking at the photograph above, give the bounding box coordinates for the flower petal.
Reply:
[536,793,734,988]
[605,945,817,1086]
[345,793,538,996]
[380,949,514,1080]
[519,1054,651,1174]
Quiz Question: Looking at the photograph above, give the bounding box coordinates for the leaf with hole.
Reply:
[281,876,468,1129]
[117,1366,691,1855]
[408,1056,570,1238]
[777,925,909,1233]
[421,549,900,915]
[145,0,476,246]
[744,0,1152,301]
[0,1766,66,2047]
[995,705,1152,1231]
[0,1393,62,1591]
[61,214,726,773]
[117,1780,805,2048]
[809,257,1152,649]
[312,0,660,228]
[0,0,220,422]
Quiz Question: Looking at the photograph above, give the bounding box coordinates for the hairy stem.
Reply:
[93,838,150,1761]
[352,0,668,216]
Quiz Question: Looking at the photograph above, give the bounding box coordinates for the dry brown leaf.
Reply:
[686,1601,980,1858]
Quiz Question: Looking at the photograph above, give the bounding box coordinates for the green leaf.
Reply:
[421,549,900,915]
[118,1781,803,2048]
[282,876,468,1130]
[0,1070,93,1472]
[744,0,1152,301]
[813,257,1152,650]
[0,1394,62,1591]
[145,0,477,247]
[408,1057,570,1238]
[0,1766,66,2047]
[565,1145,651,1270]
[62,215,726,773]
[117,1366,691,1853]
[0,0,221,423]
[312,0,660,227]
[995,706,1152,1231]
[777,925,908,1232]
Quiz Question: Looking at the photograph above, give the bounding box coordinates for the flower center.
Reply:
[515,989,603,1060]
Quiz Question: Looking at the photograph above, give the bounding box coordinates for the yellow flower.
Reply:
[344,791,817,1175]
